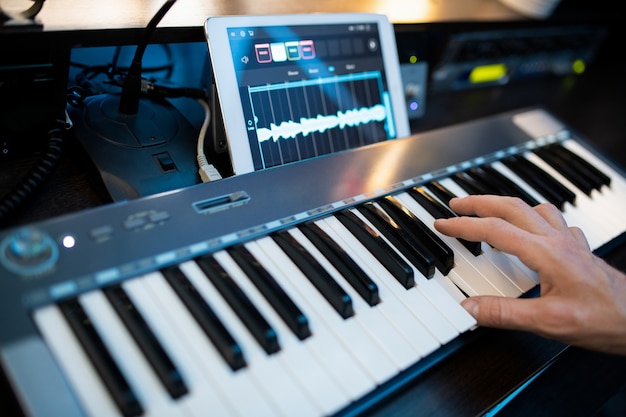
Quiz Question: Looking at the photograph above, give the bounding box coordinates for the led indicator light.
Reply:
[572,59,586,74]
[469,63,508,84]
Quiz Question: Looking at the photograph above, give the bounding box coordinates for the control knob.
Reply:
[0,227,59,276]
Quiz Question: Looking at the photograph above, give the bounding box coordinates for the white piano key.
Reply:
[525,152,619,249]
[247,237,376,400]
[138,270,280,417]
[178,259,321,417]
[252,232,397,384]
[345,208,478,335]
[519,151,617,246]
[289,225,421,370]
[33,305,120,417]
[78,291,183,417]
[432,273,469,304]
[122,276,238,417]
[588,184,626,235]
[561,139,626,233]
[448,267,497,296]
[212,249,348,416]
[563,139,626,193]
[316,217,453,350]
[394,192,536,295]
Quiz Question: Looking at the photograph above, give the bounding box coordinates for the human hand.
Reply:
[433,194,626,355]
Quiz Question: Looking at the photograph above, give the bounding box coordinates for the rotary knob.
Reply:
[0,227,59,276]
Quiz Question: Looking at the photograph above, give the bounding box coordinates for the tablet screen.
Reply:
[205,14,409,174]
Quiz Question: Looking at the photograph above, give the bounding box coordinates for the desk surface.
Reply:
[3,0,523,30]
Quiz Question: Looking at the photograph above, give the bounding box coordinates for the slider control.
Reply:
[192,191,251,214]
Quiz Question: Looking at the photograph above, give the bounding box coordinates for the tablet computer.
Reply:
[204,13,410,175]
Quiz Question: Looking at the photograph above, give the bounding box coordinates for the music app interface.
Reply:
[227,23,397,170]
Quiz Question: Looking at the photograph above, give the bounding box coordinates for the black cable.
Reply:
[110,44,175,78]
[70,43,176,90]
[118,0,178,114]
[0,124,65,226]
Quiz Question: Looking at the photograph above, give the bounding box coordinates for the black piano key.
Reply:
[378,196,455,276]
[59,298,144,417]
[501,154,576,210]
[547,143,611,188]
[272,230,354,319]
[534,146,596,196]
[357,202,436,279]
[426,180,485,218]
[408,186,456,219]
[162,266,246,371]
[451,171,493,195]
[103,285,189,399]
[407,187,482,256]
[425,181,458,206]
[196,255,281,355]
[425,180,489,220]
[299,221,380,306]
[335,209,415,289]
[471,165,541,207]
[227,245,312,341]
[562,144,611,187]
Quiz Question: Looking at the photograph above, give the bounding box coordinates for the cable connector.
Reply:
[195,98,221,182]
[197,154,222,182]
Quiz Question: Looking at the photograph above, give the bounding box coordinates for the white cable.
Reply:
[196,98,222,182]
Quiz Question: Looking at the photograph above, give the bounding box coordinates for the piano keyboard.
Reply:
[1,107,626,417]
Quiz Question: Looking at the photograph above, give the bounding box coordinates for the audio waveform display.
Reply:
[247,71,394,169]
[256,104,386,142]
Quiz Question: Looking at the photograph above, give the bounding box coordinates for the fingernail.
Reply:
[461,299,479,317]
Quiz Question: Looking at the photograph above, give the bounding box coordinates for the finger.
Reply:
[533,202,569,231]
[569,226,591,250]
[448,195,551,235]
[434,215,535,257]
[461,296,545,331]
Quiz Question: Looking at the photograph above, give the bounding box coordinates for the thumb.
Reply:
[461,296,539,330]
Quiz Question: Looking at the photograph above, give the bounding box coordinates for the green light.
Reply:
[469,63,508,84]
[409,55,418,64]
[572,59,586,74]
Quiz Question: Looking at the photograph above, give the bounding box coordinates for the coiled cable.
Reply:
[0,120,67,226]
